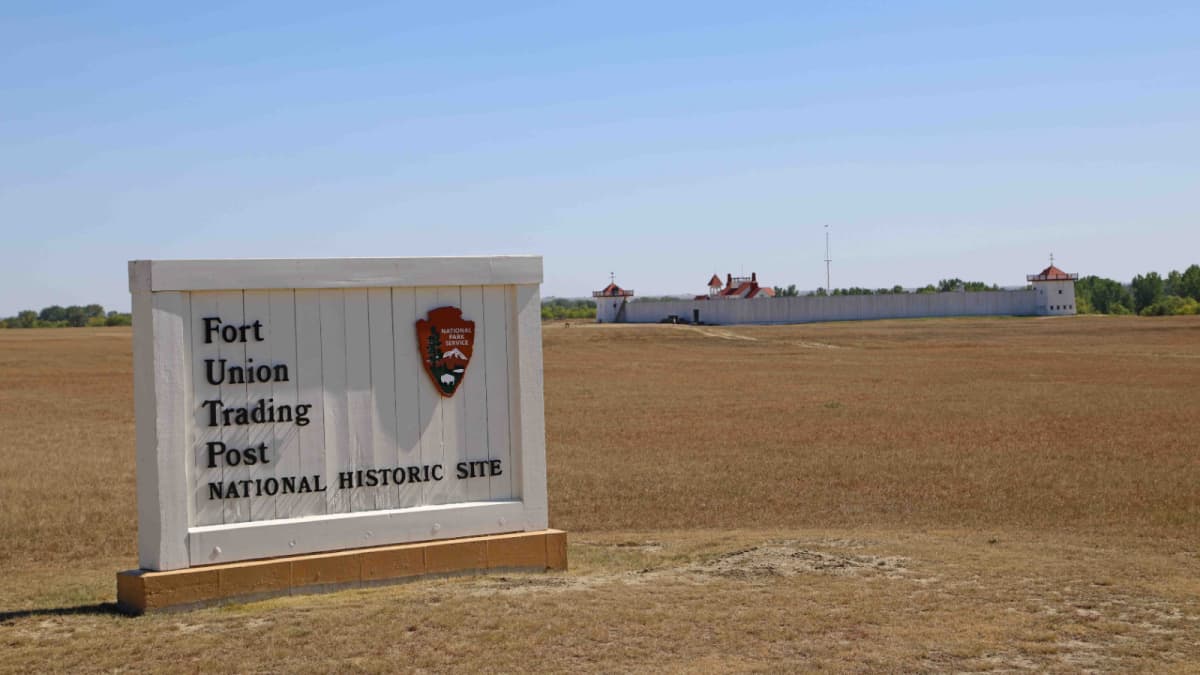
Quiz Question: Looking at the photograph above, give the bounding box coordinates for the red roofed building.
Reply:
[1026,262,1078,315]
[695,272,775,300]
[593,279,634,323]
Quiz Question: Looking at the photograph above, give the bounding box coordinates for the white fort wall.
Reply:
[617,289,1039,325]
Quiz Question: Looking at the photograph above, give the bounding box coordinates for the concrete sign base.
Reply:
[116,529,567,614]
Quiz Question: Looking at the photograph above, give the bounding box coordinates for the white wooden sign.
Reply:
[130,257,546,571]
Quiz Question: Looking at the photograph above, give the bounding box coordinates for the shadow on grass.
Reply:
[0,602,125,623]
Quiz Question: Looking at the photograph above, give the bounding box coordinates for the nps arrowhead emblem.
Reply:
[416,306,476,398]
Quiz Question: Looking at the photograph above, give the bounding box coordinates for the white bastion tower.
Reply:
[592,277,634,323]
[1027,261,1078,315]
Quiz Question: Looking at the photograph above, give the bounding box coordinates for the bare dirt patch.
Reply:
[790,340,845,349]
[685,326,759,341]
[473,539,911,596]
[691,543,909,580]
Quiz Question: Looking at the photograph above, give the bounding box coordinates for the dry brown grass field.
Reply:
[1,316,1198,672]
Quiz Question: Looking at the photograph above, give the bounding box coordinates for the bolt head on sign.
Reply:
[416,306,476,398]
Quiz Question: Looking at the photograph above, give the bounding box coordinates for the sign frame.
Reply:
[130,256,546,571]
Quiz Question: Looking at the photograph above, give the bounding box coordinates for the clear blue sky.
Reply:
[2,1,1197,314]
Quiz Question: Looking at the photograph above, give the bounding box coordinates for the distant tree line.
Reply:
[1076,264,1200,316]
[770,265,1200,317]
[541,298,596,320]
[778,278,1000,297]
[0,304,132,329]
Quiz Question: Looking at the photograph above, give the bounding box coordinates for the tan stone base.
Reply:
[116,529,567,615]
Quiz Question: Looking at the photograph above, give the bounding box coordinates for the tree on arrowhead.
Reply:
[426,327,442,370]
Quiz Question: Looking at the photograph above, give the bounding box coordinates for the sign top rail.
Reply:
[129,256,543,293]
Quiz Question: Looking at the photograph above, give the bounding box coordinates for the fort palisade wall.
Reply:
[619,290,1038,325]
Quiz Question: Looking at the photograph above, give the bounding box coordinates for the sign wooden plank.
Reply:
[268,290,300,519]
[189,501,526,565]
[505,287,523,506]
[178,292,197,534]
[292,290,327,519]
[390,288,423,509]
[133,257,542,292]
[217,291,250,525]
[243,291,274,522]
[189,292,223,527]
[367,287,400,510]
[513,285,548,531]
[319,289,351,514]
[344,289,373,513]
[482,285,513,500]
[460,286,490,502]
[130,257,548,570]
[133,290,191,570]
